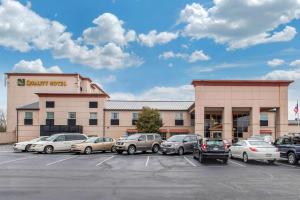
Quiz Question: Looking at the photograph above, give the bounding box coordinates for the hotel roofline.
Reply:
[192,80,294,86]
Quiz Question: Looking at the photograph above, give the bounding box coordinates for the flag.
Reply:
[294,100,299,114]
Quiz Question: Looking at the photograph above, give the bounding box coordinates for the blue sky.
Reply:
[0,0,300,119]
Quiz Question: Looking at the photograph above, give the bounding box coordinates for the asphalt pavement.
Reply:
[0,147,299,200]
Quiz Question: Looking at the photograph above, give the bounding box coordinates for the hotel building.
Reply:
[3,73,300,143]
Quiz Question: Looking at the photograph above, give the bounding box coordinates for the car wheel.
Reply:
[243,153,248,163]
[25,144,31,152]
[127,145,136,155]
[178,147,184,156]
[223,158,228,164]
[44,146,53,154]
[229,150,234,159]
[288,152,298,165]
[84,147,92,155]
[152,144,160,153]
[267,159,275,164]
[116,150,123,154]
[111,146,116,153]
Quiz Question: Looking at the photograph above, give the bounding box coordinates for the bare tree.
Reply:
[0,109,7,132]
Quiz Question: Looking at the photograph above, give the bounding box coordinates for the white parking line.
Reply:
[46,156,77,166]
[145,156,150,167]
[0,156,38,165]
[229,160,247,167]
[184,156,197,167]
[96,156,115,166]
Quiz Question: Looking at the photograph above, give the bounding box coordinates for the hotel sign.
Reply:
[17,79,67,87]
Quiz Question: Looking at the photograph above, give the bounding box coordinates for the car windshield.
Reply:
[206,140,224,146]
[167,135,186,142]
[46,135,58,141]
[127,134,141,140]
[85,137,98,143]
[248,141,271,146]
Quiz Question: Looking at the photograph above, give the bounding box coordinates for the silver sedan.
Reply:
[229,140,280,164]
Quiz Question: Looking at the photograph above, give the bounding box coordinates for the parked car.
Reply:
[249,135,274,144]
[229,140,280,164]
[193,138,229,164]
[71,137,116,154]
[115,133,162,155]
[30,133,87,154]
[160,134,198,155]
[274,135,300,165]
[13,136,48,152]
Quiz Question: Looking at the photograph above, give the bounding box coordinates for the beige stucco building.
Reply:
[2,73,300,143]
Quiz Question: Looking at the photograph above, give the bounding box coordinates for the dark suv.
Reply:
[160,134,198,155]
[193,138,229,164]
[274,135,300,165]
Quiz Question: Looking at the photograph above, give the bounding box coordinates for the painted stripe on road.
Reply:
[145,156,150,167]
[96,156,115,166]
[0,156,38,165]
[184,156,197,167]
[229,160,247,167]
[46,156,77,166]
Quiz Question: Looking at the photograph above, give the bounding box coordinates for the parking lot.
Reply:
[0,146,299,200]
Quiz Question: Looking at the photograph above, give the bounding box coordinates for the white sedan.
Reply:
[229,140,280,164]
[13,136,48,152]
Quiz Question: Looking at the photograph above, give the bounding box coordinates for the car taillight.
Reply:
[201,144,207,151]
[249,147,257,152]
[224,144,228,150]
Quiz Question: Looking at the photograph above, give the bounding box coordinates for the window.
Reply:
[89,101,98,108]
[175,112,184,126]
[111,112,119,125]
[260,113,268,126]
[46,101,55,108]
[147,135,154,141]
[46,112,54,126]
[68,112,76,126]
[139,135,146,141]
[105,138,113,142]
[24,112,33,125]
[176,112,184,120]
[132,112,139,125]
[89,112,97,125]
[55,135,65,142]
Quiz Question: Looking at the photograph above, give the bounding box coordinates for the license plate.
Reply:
[213,147,219,151]
[265,154,272,157]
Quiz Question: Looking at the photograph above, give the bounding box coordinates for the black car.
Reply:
[193,138,229,164]
[274,134,300,165]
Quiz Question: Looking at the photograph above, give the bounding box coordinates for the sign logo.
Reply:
[17,79,25,86]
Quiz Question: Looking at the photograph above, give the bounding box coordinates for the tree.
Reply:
[0,110,6,132]
[136,107,163,133]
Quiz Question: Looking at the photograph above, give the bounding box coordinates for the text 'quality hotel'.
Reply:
[3,73,300,143]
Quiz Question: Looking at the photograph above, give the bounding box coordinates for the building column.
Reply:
[250,106,260,136]
[275,107,288,138]
[223,106,232,141]
[195,106,204,137]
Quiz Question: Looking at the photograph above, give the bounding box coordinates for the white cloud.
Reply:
[290,59,300,67]
[82,13,136,46]
[179,1,300,50]
[188,50,210,62]
[13,59,63,73]
[110,85,194,101]
[0,0,142,70]
[102,75,117,83]
[138,30,178,47]
[159,50,210,63]
[267,58,285,67]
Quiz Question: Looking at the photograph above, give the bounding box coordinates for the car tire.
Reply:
[25,144,31,152]
[152,144,160,153]
[84,147,92,155]
[44,146,53,154]
[116,150,123,154]
[178,147,184,156]
[127,145,136,155]
[243,152,248,163]
[111,146,116,153]
[229,150,234,159]
[288,152,298,165]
